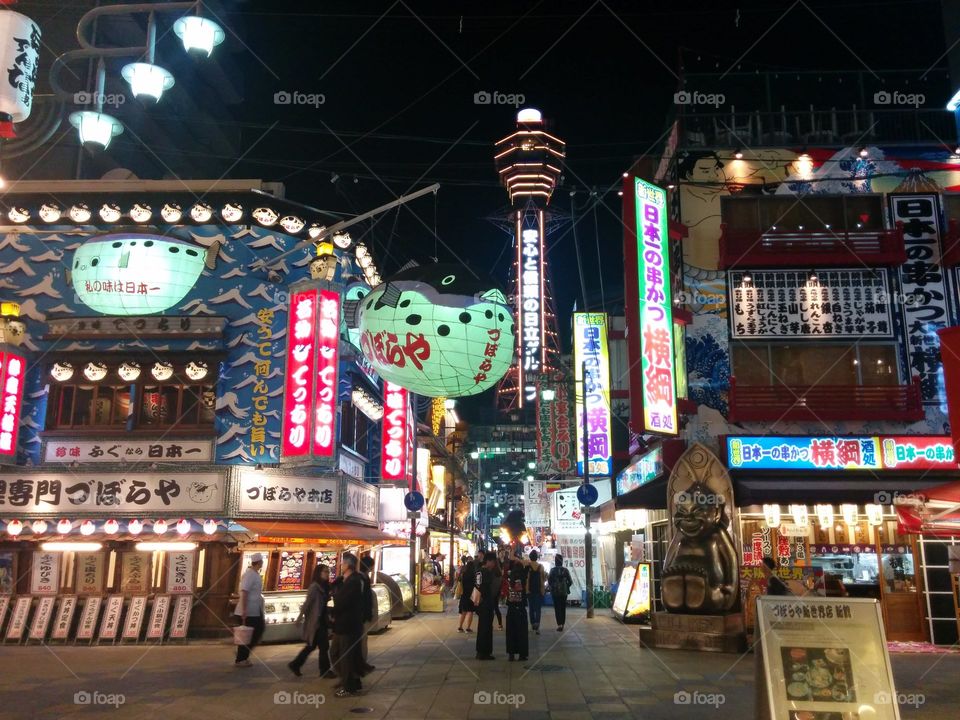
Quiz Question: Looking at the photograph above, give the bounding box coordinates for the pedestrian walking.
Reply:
[330,553,364,697]
[456,555,476,633]
[548,554,573,631]
[288,563,336,678]
[234,553,265,668]
[525,550,546,634]
[474,551,498,660]
[492,555,503,631]
[505,568,528,662]
[356,554,377,676]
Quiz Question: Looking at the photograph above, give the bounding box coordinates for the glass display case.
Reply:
[261,591,307,643]
[368,584,392,633]
[392,574,414,615]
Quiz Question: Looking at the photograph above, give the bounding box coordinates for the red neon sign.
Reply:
[381,382,409,483]
[281,289,318,458]
[0,352,24,457]
[313,289,340,457]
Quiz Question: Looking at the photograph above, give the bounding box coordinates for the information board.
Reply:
[146,595,171,640]
[122,596,148,640]
[757,596,900,720]
[5,596,30,640]
[98,595,124,641]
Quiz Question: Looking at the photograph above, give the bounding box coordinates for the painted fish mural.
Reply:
[353,263,515,397]
[70,233,216,315]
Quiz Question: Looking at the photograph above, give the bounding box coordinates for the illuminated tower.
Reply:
[494,108,565,411]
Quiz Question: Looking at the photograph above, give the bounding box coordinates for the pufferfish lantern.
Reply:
[351,264,514,397]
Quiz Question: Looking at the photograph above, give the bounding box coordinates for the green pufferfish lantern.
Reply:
[354,264,515,397]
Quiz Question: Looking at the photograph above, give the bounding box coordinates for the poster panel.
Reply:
[146,595,171,640]
[119,553,150,594]
[5,596,30,640]
[168,595,192,639]
[30,551,60,595]
[98,595,124,640]
[122,596,148,640]
[75,552,105,594]
[165,551,195,594]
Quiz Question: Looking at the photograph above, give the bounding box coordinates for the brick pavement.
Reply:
[0,607,956,719]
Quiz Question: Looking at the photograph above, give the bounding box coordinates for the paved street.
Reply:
[0,607,957,719]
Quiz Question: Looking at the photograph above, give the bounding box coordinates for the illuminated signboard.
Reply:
[72,235,207,315]
[281,286,341,465]
[726,436,957,471]
[517,211,545,405]
[313,289,341,457]
[282,289,317,459]
[573,312,612,477]
[616,447,663,496]
[381,381,411,484]
[0,351,25,458]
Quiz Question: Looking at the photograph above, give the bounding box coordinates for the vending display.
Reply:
[261,590,308,643]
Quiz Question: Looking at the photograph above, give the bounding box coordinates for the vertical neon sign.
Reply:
[634,178,677,434]
[0,351,25,457]
[381,381,410,483]
[313,289,341,457]
[516,209,545,406]
[573,312,612,476]
[281,289,317,458]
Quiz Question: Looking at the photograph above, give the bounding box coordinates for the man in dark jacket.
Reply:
[331,553,364,697]
[356,554,376,676]
[474,551,498,660]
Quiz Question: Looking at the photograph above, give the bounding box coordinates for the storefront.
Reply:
[725,434,958,643]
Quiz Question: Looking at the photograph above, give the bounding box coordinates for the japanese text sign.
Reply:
[573,312,612,477]
[516,210,546,405]
[313,289,341,457]
[632,178,677,434]
[0,351,25,459]
[381,382,412,484]
[727,435,957,471]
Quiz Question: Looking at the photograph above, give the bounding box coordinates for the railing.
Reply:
[719,223,906,268]
[728,376,923,423]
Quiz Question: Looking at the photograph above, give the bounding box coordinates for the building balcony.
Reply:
[727,376,923,423]
[719,223,906,269]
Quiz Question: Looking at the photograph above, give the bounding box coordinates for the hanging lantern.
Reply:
[153,519,168,535]
[118,361,142,382]
[175,519,191,536]
[790,504,809,527]
[841,504,858,527]
[39,203,62,222]
[7,207,28,223]
[69,204,92,222]
[762,504,781,529]
[30,519,48,535]
[127,519,143,535]
[50,362,74,382]
[355,264,515,397]
[252,207,278,226]
[202,519,217,535]
[99,203,122,222]
[83,361,108,382]
[160,203,183,223]
[56,519,72,534]
[184,360,208,381]
[279,215,305,234]
[151,361,174,381]
[72,234,207,315]
[0,9,41,137]
[103,519,120,535]
[129,203,152,223]
[79,520,96,536]
[865,504,884,526]
[5,519,22,536]
[69,111,123,150]
[222,203,243,222]
[189,202,213,223]
[815,504,833,528]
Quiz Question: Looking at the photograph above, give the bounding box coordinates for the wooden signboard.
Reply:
[168,595,192,639]
[122,596,148,640]
[76,596,102,641]
[50,596,78,641]
[28,596,55,641]
[5,597,30,641]
[146,595,171,640]
[0,595,10,635]
[98,595,124,642]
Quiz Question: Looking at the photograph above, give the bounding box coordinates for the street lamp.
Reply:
[120,63,174,103]
[68,110,123,150]
[173,16,226,56]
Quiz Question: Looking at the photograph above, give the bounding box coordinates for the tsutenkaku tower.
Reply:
[494,108,565,411]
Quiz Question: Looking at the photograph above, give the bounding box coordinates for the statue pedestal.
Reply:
[639,612,746,653]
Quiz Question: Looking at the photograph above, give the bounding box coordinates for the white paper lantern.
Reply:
[0,10,41,128]
[176,519,191,536]
[222,203,243,222]
[99,203,121,222]
[160,203,182,223]
[153,519,168,535]
[83,361,108,382]
[279,215,304,234]
[790,504,809,527]
[69,204,92,222]
[31,519,48,534]
[815,504,833,528]
[841,504,858,527]
[762,504,781,528]
[80,520,96,536]
[104,519,120,534]
[127,519,143,535]
[190,203,213,223]
[129,203,152,223]
[50,362,74,381]
[6,519,22,536]
[39,203,62,222]
[865,504,884,526]
[56,519,72,534]
[252,207,278,226]
[185,360,208,381]
[203,519,217,535]
[152,361,174,381]
[118,361,141,382]
[7,207,28,223]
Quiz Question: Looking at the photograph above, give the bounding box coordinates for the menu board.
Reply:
[76,596,102,640]
[146,595,171,640]
[50,596,77,640]
[76,552,105,594]
[0,552,14,594]
[612,565,637,617]
[122,596,148,639]
[5,596,30,640]
[30,551,60,595]
[28,596,55,640]
[165,551,195,594]
[276,551,305,591]
[120,553,151,594]
[625,563,651,620]
[98,595,124,640]
[169,595,192,639]
[757,597,900,720]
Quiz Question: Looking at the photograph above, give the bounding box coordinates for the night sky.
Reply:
[14,0,955,420]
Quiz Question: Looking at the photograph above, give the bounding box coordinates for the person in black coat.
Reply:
[457,556,476,633]
[331,553,364,697]
[474,551,498,660]
[504,568,529,662]
[356,554,376,676]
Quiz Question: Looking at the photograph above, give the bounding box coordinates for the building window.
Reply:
[139,385,215,427]
[731,342,899,386]
[340,400,372,458]
[52,385,132,428]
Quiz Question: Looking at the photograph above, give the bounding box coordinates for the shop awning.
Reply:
[237,520,395,544]
[894,479,960,537]
[615,476,669,510]
[731,474,956,505]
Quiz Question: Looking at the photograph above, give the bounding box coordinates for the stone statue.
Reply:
[661,444,739,614]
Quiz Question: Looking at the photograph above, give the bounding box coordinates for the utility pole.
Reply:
[582,360,594,619]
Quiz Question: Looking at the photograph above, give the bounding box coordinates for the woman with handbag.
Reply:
[456,556,475,633]
[288,563,336,678]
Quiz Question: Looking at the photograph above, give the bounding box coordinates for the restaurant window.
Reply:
[731,342,899,386]
[340,401,372,458]
[139,385,215,427]
[50,385,132,428]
